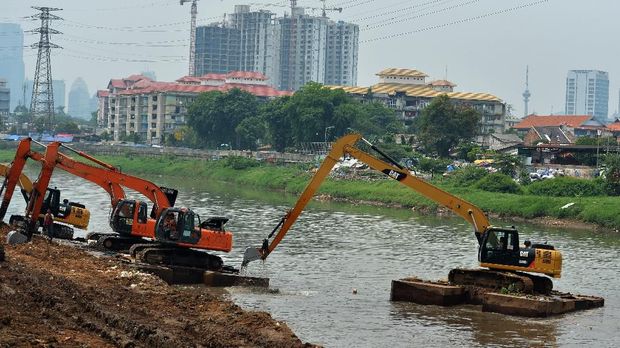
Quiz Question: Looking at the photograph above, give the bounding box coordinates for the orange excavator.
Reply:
[1,138,233,270]
[243,134,563,294]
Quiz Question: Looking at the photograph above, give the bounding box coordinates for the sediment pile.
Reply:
[0,226,315,347]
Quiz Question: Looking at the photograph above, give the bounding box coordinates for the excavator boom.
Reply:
[243,134,491,265]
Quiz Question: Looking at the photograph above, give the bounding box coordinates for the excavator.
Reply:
[0,138,232,271]
[243,134,563,294]
[0,162,90,239]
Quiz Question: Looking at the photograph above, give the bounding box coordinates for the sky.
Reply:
[1,0,619,119]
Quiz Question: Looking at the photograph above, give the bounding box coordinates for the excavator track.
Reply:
[52,222,74,240]
[89,233,145,252]
[136,246,224,271]
[448,268,551,294]
[129,243,157,258]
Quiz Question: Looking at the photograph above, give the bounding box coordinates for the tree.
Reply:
[235,116,266,150]
[261,96,292,152]
[186,88,259,148]
[56,121,80,134]
[414,95,481,157]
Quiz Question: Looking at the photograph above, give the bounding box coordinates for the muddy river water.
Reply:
[6,170,620,347]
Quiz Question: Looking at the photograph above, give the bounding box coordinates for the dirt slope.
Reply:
[0,226,314,347]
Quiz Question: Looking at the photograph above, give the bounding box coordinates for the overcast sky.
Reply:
[1,0,619,118]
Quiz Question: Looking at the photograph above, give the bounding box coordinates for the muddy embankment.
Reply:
[0,226,316,347]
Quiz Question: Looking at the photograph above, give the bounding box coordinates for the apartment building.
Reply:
[325,20,358,86]
[0,79,9,116]
[229,5,281,87]
[98,72,290,143]
[195,25,241,75]
[327,68,507,134]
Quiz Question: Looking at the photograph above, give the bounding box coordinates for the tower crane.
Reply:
[180,0,200,76]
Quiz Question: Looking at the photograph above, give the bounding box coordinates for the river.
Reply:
[6,169,619,347]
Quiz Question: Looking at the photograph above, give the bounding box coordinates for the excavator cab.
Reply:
[479,227,562,278]
[155,207,201,245]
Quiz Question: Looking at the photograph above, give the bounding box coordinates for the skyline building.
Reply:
[325,20,359,86]
[565,70,609,122]
[278,8,328,91]
[0,23,25,111]
[68,77,93,119]
[229,5,281,87]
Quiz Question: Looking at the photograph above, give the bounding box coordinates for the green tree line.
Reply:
[180,82,404,151]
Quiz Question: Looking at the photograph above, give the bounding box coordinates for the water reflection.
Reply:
[390,302,558,347]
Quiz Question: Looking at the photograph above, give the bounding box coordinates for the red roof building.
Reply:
[97,72,291,144]
[513,114,592,130]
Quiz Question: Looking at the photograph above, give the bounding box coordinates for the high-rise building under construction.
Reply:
[193,5,358,91]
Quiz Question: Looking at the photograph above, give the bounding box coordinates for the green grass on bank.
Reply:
[2,147,620,230]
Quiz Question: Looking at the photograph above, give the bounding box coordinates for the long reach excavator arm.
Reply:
[243,134,562,289]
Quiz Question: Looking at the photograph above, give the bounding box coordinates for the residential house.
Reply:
[513,114,607,139]
[523,126,575,146]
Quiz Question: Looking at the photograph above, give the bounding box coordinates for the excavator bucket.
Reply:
[241,247,262,267]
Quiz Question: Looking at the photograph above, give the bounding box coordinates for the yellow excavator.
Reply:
[0,163,90,238]
[243,134,562,294]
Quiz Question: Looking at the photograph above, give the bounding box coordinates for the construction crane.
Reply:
[180,0,200,77]
[318,0,343,17]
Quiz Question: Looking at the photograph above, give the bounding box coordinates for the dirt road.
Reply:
[0,226,314,347]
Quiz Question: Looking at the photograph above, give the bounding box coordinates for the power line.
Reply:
[348,0,450,23]
[359,0,480,31]
[361,0,549,43]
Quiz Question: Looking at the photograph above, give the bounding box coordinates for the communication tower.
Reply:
[522,65,531,117]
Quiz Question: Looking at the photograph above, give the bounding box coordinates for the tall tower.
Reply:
[29,6,62,131]
[522,65,531,117]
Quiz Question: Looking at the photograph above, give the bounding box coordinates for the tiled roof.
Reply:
[201,73,227,80]
[109,79,125,88]
[227,71,268,80]
[110,78,291,98]
[326,83,501,102]
[429,79,456,87]
[97,90,110,97]
[513,115,592,129]
[176,76,203,83]
[376,68,428,78]
[607,122,620,131]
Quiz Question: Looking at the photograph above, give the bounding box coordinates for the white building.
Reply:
[325,21,359,86]
[278,8,328,91]
[565,70,609,123]
[229,5,281,88]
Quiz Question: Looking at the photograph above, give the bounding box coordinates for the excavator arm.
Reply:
[243,134,492,266]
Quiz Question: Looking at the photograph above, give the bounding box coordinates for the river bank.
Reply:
[1,148,618,231]
[0,225,314,347]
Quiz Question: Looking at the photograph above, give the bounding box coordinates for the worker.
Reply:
[524,240,532,249]
[164,213,178,240]
[498,236,507,250]
[43,209,54,242]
